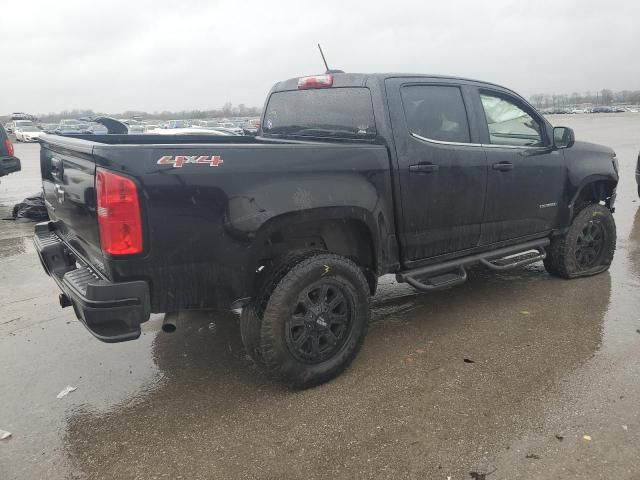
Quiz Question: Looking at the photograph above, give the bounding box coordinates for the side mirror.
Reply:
[553,126,575,149]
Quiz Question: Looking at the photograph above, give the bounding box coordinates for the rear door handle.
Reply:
[409,163,439,174]
[492,162,514,171]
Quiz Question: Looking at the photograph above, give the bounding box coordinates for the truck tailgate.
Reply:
[40,135,104,269]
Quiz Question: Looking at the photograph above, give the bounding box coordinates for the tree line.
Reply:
[1,103,261,124]
[529,89,640,109]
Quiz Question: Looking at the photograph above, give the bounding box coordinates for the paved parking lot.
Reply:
[1,115,640,479]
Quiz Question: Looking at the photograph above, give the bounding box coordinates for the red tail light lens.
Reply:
[4,139,14,156]
[96,168,143,255]
[297,74,333,89]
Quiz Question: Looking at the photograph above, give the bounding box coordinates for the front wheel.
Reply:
[544,204,616,278]
[246,253,371,388]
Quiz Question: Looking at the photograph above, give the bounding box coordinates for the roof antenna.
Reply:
[317,43,344,74]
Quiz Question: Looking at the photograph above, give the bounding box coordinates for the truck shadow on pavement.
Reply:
[62,264,612,479]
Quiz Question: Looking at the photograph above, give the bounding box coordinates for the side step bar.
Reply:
[397,238,549,292]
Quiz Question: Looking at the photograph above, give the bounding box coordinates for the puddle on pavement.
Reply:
[0,236,29,258]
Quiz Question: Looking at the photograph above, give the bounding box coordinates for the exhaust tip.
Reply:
[161,323,176,333]
[162,313,178,333]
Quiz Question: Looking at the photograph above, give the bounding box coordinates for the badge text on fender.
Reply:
[157,155,223,168]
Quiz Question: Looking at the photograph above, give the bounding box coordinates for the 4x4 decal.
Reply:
[157,155,223,168]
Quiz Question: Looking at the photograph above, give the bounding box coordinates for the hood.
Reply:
[572,140,615,157]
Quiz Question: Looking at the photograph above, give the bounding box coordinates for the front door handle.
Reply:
[492,162,514,171]
[409,163,439,174]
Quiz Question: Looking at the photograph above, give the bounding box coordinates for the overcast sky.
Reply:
[1,0,638,115]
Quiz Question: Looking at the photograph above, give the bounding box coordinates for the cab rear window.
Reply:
[262,87,376,140]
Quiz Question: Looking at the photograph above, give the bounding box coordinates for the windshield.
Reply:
[262,87,376,139]
[20,126,39,132]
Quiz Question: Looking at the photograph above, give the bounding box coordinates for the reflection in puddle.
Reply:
[62,264,612,479]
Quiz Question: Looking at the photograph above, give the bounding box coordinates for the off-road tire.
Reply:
[544,204,616,279]
[246,252,370,388]
[240,250,322,365]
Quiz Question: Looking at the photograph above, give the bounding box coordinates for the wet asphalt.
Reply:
[1,115,639,479]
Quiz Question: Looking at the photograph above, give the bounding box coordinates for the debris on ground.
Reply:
[622,425,628,431]
[521,311,530,315]
[583,434,592,441]
[470,468,496,480]
[555,434,564,441]
[56,385,77,399]
[9,192,49,223]
[525,453,541,459]
[464,358,475,364]
[0,429,12,440]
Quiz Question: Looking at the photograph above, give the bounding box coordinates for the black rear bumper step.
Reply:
[33,222,150,343]
[397,238,549,292]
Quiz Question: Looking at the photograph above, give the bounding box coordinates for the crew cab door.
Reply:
[386,78,488,262]
[470,88,565,244]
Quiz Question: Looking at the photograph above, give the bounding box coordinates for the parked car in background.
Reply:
[15,125,44,142]
[84,123,109,135]
[119,120,146,134]
[166,120,189,129]
[592,106,613,113]
[242,118,260,135]
[59,119,82,127]
[191,120,242,136]
[9,119,35,133]
[214,121,243,135]
[0,123,20,178]
[40,123,59,133]
[54,124,88,135]
[4,122,14,134]
[144,127,236,136]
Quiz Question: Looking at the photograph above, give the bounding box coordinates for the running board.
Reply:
[397,239,550,292]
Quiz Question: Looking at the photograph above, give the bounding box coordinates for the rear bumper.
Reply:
[0,155,21,177]
[33,222,150,342]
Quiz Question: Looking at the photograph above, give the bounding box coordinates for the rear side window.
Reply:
[401,85,471,143]
[262,88,376,139]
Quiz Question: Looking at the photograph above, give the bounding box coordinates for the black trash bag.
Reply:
[11,192,49,223]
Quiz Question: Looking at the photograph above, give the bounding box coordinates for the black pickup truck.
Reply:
[34,73,618,387]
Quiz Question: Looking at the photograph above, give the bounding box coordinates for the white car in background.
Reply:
[145,127,236,136]
[14,125,43,142]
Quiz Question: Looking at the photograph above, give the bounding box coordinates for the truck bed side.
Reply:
[40,135,397,313]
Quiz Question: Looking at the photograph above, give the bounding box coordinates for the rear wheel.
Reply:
[544,204,616,278]
[242,252,370,388]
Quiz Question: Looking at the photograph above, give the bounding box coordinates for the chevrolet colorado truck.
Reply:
[34,73,618,387]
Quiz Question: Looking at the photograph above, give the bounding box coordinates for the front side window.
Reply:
[480,93,543,147]
[401,85,471,143]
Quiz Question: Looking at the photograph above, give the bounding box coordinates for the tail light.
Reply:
[297,74,333,89]
[4,139,14,156]
[96,167,143,255]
